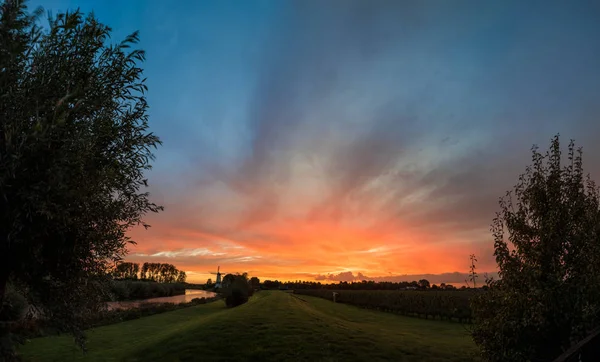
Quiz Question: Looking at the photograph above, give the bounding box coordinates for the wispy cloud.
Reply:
[148,248,226,258]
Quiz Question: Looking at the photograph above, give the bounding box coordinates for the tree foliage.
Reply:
[471,135,600,361]
[0,0,161,357]
[109,280,185,301]
[176,270,186,283]
[223,274,252,308]
[139,262,185,283]
[222,273,236,288]
[282,279,435,291]
[249,277,260,289]
[417,279,430,289]
[112,262,139,280]
[262,280,281,289]
[467,254,478,289]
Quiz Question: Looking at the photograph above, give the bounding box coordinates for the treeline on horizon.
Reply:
[261,279,480,291]
[111,262,186,284]
[295,289,474,323]
[109,280,187,301]
[108,262,188,301]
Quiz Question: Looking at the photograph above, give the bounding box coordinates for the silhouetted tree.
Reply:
[249,277,260,289]
[137,262,182,283]
[222,273,236,288]
[112,262,139,280]
[0,1,162,357]
[176,271,186,283]
[223,273,252,308]
[468,254,478,289]
[280,279,464,291]
[418,279,430,289]
[471,135,600,361]
[262,280,281,289]
[140,262,149,280]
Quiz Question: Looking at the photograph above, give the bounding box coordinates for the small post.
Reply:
[332,292,338,303]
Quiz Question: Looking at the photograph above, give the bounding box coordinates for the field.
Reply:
[19,291,480,362]
[294,289,474,322]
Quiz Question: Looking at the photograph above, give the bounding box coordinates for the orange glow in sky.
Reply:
[108,0,600,286]
[126,176,499,284]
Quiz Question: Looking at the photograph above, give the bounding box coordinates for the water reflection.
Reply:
[107,289,217,310]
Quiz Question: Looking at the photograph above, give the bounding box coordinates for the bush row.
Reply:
[109,280,186,301]
[294,289,475,323]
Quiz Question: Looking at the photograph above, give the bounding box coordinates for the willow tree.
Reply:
[471,135,600,361]
[0,0,161,357]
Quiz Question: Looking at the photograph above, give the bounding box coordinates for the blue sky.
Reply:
[27,0,600,282]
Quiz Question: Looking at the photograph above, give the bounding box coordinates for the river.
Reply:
[107,289,217,310]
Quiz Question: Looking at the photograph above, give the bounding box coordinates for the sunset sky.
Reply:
[33,0,600,283]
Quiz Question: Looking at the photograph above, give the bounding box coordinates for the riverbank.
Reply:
[88,294,222,329]
[20,291,479,361]
[107,289,217,310]
[109,280,186,301]
[6,293,221,343]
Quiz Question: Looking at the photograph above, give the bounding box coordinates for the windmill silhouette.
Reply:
[210,266,223,289]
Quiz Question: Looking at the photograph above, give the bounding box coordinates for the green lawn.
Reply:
[20,291,480,362]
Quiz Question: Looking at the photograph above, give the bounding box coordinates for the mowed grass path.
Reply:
[20,291,479,362]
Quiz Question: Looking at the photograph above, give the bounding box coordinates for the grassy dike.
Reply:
[20,291,479,362]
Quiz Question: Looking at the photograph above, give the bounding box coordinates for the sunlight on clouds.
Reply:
[362,246,388,254]
[231,256,263,263]
[150,248,226,258]
[121,0,600,284]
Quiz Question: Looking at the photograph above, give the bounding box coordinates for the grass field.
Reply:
[19,291,480,362]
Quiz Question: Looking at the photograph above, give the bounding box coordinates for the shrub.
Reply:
[225,286,248,308]
[0,285,28,322]
[223,275,252,308]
